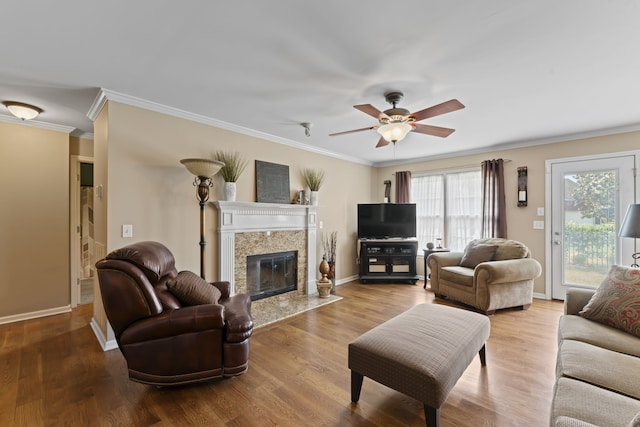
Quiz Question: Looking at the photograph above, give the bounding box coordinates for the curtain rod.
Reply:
[392,159,512,176]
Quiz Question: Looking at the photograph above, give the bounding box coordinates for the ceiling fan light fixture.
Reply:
[2,101,43,121]
[377,122,412,143]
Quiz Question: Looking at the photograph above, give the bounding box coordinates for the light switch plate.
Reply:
[533,220,544,230]
[122,224,133,238]
[537,207,544,216]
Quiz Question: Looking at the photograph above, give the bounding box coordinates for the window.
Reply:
[411,169,482,251]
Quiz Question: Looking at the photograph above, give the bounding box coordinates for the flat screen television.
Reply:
[357,203,417,239]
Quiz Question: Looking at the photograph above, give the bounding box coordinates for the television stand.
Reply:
[358,238,419,284]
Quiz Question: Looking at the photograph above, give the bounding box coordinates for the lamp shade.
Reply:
[180,158,224,178]
[3,101,42,120]
[377,122,412,143]
[619,204,640,238]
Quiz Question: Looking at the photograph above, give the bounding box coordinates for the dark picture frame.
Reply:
[255,160,290,203]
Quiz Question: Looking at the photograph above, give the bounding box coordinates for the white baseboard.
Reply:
[334,275,358,286]
[0,305,71,325]
[533,292,547,300]
[90,317,119,351]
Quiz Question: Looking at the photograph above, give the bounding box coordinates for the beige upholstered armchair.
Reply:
[427,238,542,314]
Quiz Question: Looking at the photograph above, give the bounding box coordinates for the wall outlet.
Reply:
[122,224,133,238]
[533,220,544,230]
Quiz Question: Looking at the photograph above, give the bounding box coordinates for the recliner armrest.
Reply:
[221,293,254,342]
[119,304,225,345]
[474,258,542,284]
[428,252,463,268]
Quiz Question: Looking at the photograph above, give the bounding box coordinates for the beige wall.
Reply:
[376,131,640,294]
[97,100,376,282]
[70,136,94,157]
[0,122,70,317]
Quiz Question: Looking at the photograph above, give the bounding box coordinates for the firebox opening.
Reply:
[246,250,298,301]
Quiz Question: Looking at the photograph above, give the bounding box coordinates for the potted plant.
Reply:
[214,151,248,202]
[301,167,325,205]
[322,231,337,292]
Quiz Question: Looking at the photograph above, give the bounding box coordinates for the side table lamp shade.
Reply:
[180,158,225,279]
[619,204,640,267]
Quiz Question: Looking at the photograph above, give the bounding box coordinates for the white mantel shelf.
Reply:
[211,201,318,296]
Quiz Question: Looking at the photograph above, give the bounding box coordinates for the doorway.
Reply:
[548,153,637,300]
[70,156,94,307]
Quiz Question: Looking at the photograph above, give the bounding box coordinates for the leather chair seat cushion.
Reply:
[167,271,222,306]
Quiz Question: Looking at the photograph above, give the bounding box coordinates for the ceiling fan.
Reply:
[329,91,465,148]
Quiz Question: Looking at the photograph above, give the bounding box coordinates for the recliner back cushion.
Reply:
[106,241,176,283]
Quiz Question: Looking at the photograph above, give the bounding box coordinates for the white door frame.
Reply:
[544,150,639,299]
[70,155,94,308]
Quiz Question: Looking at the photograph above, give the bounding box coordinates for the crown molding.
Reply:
[0,114,76,134]
[70,131,94,140]
[87,88,373,166]
[374,122,640,168]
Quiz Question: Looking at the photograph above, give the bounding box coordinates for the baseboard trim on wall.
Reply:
[533,292,547,300]
[0,305,71,325]
[334,275,359,286]
[90,317,119,352]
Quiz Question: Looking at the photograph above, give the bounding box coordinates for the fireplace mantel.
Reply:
[211,201,318,296]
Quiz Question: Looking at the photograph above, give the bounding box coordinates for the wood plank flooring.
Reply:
[0,281,564,426]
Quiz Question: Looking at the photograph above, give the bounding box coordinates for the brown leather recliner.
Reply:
[95,241,253,386]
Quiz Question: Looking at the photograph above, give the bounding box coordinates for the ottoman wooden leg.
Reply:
[351,371,364,403]
[424,405,440,427]
[479,344,487,366]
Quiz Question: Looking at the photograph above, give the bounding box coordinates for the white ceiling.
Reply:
[1,1,640,166]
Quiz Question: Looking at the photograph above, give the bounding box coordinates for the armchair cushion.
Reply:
[579,264,640,337]
[460,243,498,268]
[167,270,222,306]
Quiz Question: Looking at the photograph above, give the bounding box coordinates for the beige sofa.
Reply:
[427,238,542,314]
[552,287,640,427]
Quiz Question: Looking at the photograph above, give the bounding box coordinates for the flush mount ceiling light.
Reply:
[376,122,413,143]
[2,101,43,121]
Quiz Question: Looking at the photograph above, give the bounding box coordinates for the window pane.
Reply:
[446,171,482,251]
[411,175,444,250]
[412,170,481,252]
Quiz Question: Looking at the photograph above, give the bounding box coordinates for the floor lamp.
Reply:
[180,158,225,279]
[619,204,640,267]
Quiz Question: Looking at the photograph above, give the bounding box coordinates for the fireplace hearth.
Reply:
[247,251,298,301]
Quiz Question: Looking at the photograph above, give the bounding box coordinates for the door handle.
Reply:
[554,240,562,245]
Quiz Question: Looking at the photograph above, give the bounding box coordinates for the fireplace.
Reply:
[247,251,298,301]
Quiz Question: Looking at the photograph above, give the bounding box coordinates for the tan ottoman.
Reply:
[349,303,490,427]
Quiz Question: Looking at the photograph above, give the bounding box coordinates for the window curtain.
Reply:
[411,175,444,249]
[395,171,412,203]
[481,159,507,238]
[447,171,483,249]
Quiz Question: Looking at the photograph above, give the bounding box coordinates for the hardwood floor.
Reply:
[0,281,564,426]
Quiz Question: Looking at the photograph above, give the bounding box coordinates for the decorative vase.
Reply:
[224,182,237,202]
[328,261,336,293]
[310,190,319,206]
[317,256,332,298]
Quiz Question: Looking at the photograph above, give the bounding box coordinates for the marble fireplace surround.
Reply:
[211,201,318,297]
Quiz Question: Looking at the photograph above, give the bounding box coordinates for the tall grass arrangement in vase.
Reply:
[214,150,248,182]
[301,168,325,191]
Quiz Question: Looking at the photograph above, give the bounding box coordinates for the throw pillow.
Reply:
[166,270,222,306]
[579,264,640,337]
[460,243,498,269]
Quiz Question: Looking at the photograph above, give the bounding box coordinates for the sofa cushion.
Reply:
[551,377,640,427]
[440,266,475,287]
[579,264,640,337]
[557,339,640,400]
[554,416,599,427]
[460,243,498,268]
[558,315,640,358]
[469,238,530,261]
[167,271,221,306]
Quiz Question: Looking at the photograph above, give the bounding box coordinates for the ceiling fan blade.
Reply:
[410,99,465,122]
[329,126,376,136]
[412,123,456,138]
[354,104,390,121]
[376,137,390,148]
